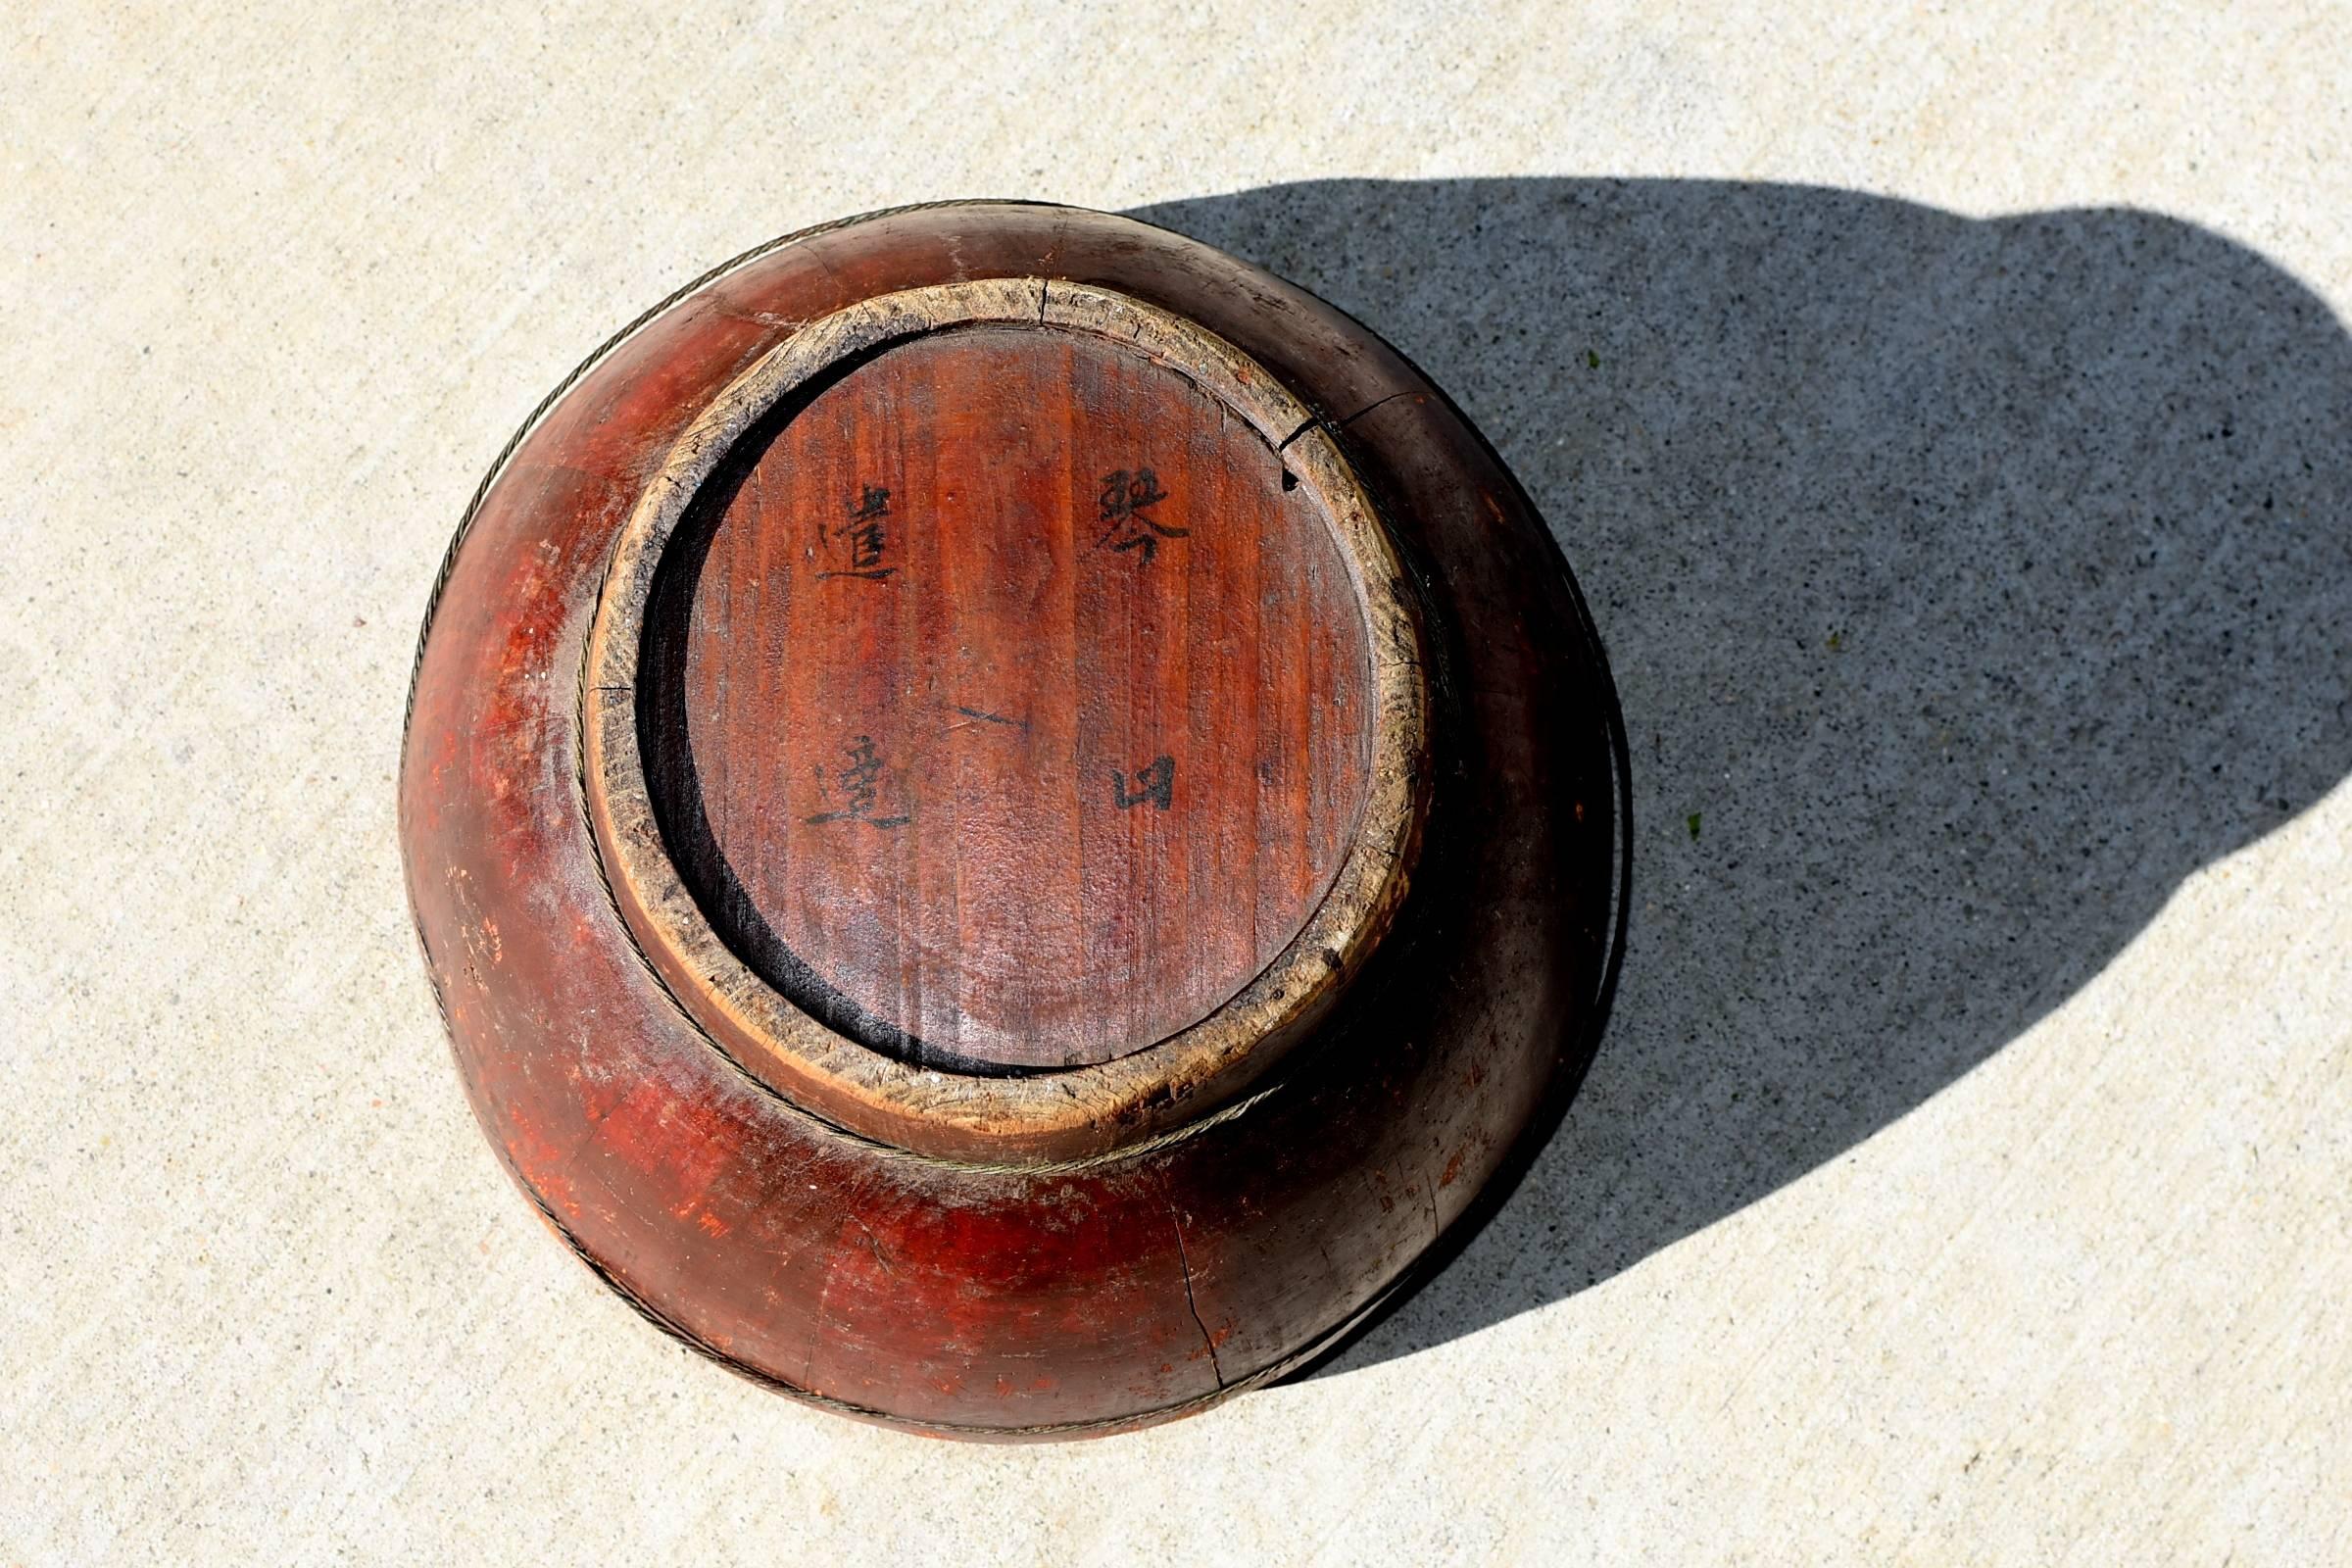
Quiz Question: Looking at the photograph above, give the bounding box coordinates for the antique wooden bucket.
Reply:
[399,200,1628,1439]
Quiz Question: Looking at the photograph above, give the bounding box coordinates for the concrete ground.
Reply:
[5,4,2349,1562]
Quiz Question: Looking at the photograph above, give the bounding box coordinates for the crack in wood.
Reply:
[1166,1197,1226,1388]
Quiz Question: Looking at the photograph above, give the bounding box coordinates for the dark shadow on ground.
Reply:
[1126,179,2352,1377]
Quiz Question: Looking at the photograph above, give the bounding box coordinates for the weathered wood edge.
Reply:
[580,277,1434,1165]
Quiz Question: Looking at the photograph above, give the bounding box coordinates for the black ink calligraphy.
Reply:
[820,484,896,579]
[806,735,910,827]
[1110,755,1175,810]
[1096,467,1184,564]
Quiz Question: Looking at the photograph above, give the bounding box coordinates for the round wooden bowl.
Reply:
[400,200,1628,1439]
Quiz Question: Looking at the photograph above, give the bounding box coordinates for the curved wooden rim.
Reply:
[580,277,1431,1163]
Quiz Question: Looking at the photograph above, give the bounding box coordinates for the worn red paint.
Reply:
[401,202,1625,1438]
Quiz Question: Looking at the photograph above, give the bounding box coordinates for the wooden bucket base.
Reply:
[400,201,1628,1438]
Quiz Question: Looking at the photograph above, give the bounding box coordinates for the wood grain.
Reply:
[645,323,1372,1070]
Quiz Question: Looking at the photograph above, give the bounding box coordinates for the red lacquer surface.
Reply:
[400,203,1624,1437]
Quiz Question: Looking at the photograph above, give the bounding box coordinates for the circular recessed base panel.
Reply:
[582,279,1428,1160]
[645,317,1374,1071]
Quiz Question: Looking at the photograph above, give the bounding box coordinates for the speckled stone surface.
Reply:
[5,4,2349,1562]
